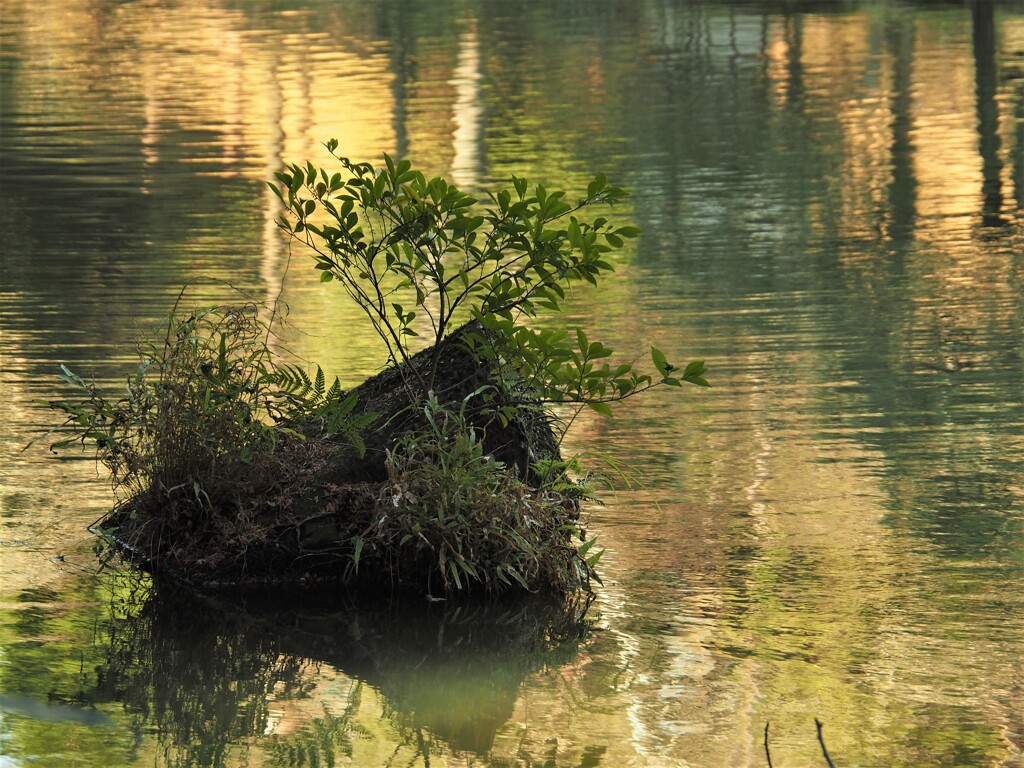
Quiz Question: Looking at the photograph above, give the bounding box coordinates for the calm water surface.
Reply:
[1,1,1023,766]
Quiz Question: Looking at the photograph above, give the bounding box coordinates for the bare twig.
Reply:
[764,722,774,768]
[815,719,837,768]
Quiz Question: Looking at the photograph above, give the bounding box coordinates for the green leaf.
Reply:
[351,537,363,569]
[512,175,527,199]
[447,560,463,590]
[578,535,597,559]
[651,346,670,374]
[568,217,581,245]
[683,360,707,378]
[58,364,87,389]
[576,328,589,356]
[506,566,528,589]
[587,401,614,417]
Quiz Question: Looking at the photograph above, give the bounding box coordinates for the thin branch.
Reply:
[764,722,774,768]
[815,719,837,768]
[552,404,585,452]
[283,223,429,399]
[263,237,294,354]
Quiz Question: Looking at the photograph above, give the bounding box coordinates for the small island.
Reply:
[41,149,708,595]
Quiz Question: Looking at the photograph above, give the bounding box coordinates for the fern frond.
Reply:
[326,376,342,402]
[313,366,326,402]
[268,364,314,398]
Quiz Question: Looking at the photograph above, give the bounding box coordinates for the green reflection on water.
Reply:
[0,572,592,767]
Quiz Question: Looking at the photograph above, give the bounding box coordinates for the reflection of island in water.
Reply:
[97,581,592,765]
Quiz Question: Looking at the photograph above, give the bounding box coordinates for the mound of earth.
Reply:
[99,323,571,591]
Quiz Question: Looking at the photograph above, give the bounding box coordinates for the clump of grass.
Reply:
[40,302,373,579]
[46,305,282,522]
[354,392,602,595]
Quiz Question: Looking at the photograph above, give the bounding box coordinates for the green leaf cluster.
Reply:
[262,363,375,458]
[271,146,707,413]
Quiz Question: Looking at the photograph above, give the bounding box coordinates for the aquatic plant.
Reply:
[36,153,708,595]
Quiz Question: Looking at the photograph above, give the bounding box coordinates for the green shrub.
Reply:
[264,148,712,593]
[271,147,709,414]
[351,393,601,594]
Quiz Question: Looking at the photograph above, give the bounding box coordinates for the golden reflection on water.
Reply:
[1,1,1023,766]
[0,321,115,597]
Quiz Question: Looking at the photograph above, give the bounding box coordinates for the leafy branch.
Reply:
[270,144,709,420]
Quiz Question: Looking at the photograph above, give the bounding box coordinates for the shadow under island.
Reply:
[93,577,594,766]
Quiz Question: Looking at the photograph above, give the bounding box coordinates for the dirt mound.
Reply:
[99,323,576,593]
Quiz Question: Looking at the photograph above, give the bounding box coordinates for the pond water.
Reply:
[2,1,1023,765]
